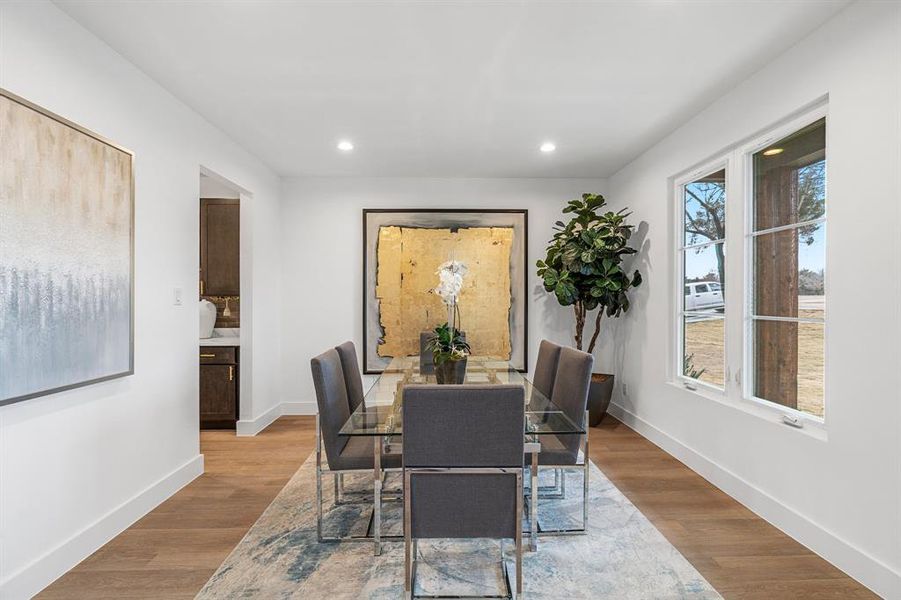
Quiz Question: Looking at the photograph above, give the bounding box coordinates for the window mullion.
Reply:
[680,238,726,252]
[722,150,744,397]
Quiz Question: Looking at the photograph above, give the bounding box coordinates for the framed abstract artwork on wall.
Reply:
[0,89,134,405]
[362,209,528,373]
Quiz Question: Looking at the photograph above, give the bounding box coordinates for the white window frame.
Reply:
[670,102,829,435]
[740,106,828,425]
[673,157,729,394]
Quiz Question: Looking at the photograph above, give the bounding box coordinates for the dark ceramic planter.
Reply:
[435,358,467,384]
[588,373,615,426]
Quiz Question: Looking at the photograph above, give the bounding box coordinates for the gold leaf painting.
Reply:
[375,226,512,359]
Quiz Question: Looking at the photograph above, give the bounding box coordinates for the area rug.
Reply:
[196,455,721,599]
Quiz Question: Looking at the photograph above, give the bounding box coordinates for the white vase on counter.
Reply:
[199,299,217,339]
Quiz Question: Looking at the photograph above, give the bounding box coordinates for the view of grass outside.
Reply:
[684,303,824,417]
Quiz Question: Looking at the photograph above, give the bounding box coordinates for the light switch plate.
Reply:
[174,287,183,306]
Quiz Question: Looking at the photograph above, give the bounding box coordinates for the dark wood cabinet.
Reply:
[200,198,240,297]
[200,346,238,429]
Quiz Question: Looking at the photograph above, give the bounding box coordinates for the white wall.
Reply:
[0,2,283,597]
[280,177,608,412]
[604,2,901,597]
[199,173,241,199]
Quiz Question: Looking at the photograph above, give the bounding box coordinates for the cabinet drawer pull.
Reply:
[200,353,216,358]
[229,366,234,381]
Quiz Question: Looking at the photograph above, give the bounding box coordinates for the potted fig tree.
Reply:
[536,193,642,425]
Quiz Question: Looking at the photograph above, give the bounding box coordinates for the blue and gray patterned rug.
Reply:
[196,455,721,599]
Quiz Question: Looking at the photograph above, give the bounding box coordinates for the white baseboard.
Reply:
[0,454,204,599]
[607,402,901,599]
[234,401,316,437]
[236,402,282,437]
[280,400,317,416]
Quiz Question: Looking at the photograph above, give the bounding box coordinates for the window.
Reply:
[749,117,826,418]
[678,167,726,389]
[672,106,827,425]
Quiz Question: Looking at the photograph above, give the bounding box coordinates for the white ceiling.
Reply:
[57,1,849,178]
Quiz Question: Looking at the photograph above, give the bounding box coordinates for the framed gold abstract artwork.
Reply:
[363,209,527,373]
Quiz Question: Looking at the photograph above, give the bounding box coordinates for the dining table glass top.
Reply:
[339,355,584,438]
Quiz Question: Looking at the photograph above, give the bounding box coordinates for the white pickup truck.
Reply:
[684,281,724,311]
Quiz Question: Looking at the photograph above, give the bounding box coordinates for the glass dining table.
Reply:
[338,355,584,555]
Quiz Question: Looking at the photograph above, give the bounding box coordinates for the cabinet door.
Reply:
[200,198,240,296]
[200,364,237,428]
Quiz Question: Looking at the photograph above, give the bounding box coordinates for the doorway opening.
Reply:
[198,168,251,433]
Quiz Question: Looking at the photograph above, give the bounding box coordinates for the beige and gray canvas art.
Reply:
[0,93,133,402]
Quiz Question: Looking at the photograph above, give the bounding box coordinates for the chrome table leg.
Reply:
[373,435,382,556]
[530,449,538,552]
[583,410,590,531]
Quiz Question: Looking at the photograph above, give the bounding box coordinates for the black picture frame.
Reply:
[363,208,529,374]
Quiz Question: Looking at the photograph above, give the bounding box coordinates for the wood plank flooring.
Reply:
[587,418,877,600]
[38,416,876,599]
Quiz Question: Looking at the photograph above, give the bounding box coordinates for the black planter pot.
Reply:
[588,373,615,426]
[435,358,467,384]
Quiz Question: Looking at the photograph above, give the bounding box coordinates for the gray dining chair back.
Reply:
[418,332,435,374]
[403,384,524,597]
[419,330,465,376]
[335,341,365,412]
[310,348,351,469]
[404,384,524,470]
[404,385,523,539]
[532,340,562,399]
[550,346,594,460]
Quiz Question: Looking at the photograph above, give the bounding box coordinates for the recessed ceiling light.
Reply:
[540,142,556,153]
[337,140,354,152]
[762,147,784,156]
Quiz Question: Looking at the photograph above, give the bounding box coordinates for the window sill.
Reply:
[666,380,828,442]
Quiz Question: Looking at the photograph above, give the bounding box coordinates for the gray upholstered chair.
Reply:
[418,332,435,374]
[530,339,564,494]
[532,339,562,400]
[332,341,367,503]
[527,346,593,536]
[311,348,401,548]
[403,385,524,600]
[335,341,365,413]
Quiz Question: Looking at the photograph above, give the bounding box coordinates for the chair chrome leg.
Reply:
[530,414,590,539]
[515,469,523,597]
[404,470,412,599]
[316,413,323,543]
[530,451,538,552]
[560,467,566,498]
[412,538,419,593]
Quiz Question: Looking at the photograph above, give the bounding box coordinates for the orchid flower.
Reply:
[434,260,468,305]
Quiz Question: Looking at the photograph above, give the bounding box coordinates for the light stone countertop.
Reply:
[200,328,240,347]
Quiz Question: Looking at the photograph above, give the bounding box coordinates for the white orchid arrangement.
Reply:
[427,260,471,365]
[434,260,468,305]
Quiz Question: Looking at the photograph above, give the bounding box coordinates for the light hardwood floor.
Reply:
[39,416,875,599]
